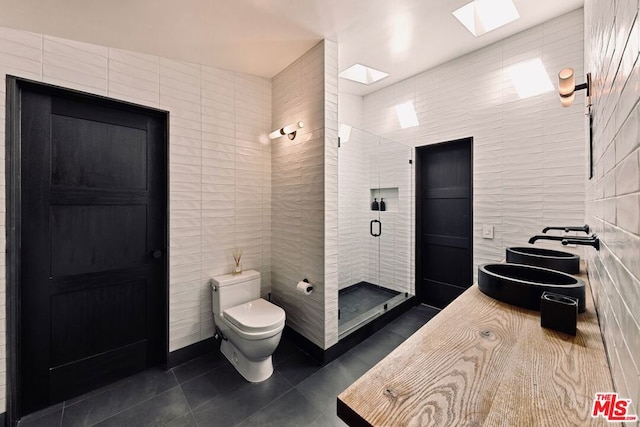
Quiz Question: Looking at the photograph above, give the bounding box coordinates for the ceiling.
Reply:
[0,0,583,96]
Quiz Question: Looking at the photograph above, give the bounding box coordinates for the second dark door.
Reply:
[16,80,168,415]
[416,138,473,308]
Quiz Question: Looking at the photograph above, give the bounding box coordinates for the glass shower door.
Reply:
[367,134,381,296]
[367,135,412,323]
[337,127,413,339]
[376,136,412,296]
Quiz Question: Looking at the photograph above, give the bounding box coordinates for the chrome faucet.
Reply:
[528,233,600,250]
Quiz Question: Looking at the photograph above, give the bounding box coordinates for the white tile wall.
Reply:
[0,26,272,411]
[269,40,339,349]
[324,40,339,348]
[271,41,336,349]
[43,35,108,95]
[338,92,363,130]
[585,0,640,416]
[358,9,586,282]
[162,58,205,350]
[108,48,160,107]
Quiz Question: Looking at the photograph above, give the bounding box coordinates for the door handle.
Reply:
[152,250,162,259]
[370,219,381,237]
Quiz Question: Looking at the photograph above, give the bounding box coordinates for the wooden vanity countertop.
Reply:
[337,264,613,426]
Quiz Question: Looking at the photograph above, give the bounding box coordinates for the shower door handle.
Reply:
[370,219,381,237]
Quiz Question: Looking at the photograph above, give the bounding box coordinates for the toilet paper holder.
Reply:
[298,278,313,294]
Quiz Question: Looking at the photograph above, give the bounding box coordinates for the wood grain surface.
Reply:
[338,264,613,426]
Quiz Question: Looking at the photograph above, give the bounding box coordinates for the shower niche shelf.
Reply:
[370,187,399,212]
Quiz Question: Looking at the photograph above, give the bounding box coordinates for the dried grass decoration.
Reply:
[232,248,243,274]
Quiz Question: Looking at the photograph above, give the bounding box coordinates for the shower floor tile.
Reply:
[338,282,400,326]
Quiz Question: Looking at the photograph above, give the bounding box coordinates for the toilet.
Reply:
[211,270,285,382]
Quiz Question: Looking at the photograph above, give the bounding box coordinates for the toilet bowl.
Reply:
[212,270,285,382]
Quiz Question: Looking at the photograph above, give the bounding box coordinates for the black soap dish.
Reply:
[540,292,578,336]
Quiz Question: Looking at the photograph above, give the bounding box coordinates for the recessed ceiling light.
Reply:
[339,64,389,85]
[508,58,554,99]
[452,0,520,37]
[395,101,419,129]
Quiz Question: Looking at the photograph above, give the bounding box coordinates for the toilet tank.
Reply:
[211,270,261,315]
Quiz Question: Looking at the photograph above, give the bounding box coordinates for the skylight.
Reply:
[507,59,554,99]
[452,0,520,37]
[394,101,419,129]
[339,64,389,85]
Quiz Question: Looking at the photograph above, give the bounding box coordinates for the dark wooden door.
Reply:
[416,138,472,308]
[18,82,167,415]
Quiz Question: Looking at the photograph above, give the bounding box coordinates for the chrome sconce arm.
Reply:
[558,67,595,179]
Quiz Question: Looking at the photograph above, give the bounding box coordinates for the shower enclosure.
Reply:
[338,126,413,339]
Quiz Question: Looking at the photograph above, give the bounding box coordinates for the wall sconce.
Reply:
[269,121,304,140]
[558,68,591,107]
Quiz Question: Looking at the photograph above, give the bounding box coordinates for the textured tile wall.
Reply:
[324,40,339,348]
[360,9,586,281]
[338,92,363,129]
[271,41,330,349]
[585,0,640,415]
[0,26,272,411]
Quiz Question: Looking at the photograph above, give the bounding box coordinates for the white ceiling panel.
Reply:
[0,0,583,95]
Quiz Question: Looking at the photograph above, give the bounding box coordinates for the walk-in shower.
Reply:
[338,126,414,339]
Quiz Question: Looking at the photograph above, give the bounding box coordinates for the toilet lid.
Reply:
[223,298,285,334]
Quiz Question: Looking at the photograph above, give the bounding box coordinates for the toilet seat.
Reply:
[222,298,285,340]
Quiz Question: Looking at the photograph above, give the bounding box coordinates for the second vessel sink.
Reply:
[506,247,580,274]
[478,263,585,312]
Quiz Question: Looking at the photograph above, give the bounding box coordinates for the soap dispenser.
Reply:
[371,198,379,210]
[380,198,386,211]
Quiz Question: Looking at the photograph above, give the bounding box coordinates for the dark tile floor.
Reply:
[18,304,439,427]
[338,283,400,325]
